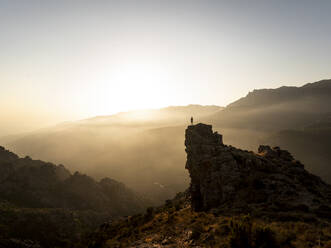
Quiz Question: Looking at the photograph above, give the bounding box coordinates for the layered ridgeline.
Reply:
[212,79,331,130]
[0,146,148,248]
[2,79,331,206]
[1,105,222,205]
[210,79,331,183]
[82,124,331,248]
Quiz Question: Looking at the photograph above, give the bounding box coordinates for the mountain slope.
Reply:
[81,194,331,248]
[3,79,331,203]
[228,79,331,109]
[0,146,147,214]
[82,124,331,248]
[0,146,148,247]
[209,79,331,183]
[211,79,331,131]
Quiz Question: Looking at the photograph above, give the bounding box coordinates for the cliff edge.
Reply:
[185,123,331,219]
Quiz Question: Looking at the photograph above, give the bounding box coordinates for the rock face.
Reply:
[185,123,331,218]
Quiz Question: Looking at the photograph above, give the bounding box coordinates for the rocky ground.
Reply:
[81,191,331,248]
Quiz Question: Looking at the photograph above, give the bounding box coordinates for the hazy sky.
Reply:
[1,0,331,135]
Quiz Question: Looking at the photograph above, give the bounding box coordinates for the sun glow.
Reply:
[119,109,157,121]
[88,59,175,116]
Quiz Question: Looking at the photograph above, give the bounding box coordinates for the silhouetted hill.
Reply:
[0,146,148,247]
[210,79,331,183]
[212,79,331,131]
[3,80,331,204]
[0,146,147,214]
[228,79,331,109]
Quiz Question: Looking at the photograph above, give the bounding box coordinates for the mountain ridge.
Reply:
[226,79,331,109]
[0,145,147,213]
[3,79,331,205]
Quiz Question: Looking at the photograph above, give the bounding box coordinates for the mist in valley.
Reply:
[2,81,331,205]
[1,1,331,246]
[1,105,222,204]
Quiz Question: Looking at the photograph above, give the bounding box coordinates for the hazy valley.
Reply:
[2,1,331,247]
[1,80,331,247]
[2,80,331,205]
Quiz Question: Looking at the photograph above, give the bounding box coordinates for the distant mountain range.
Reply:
[0,105,222,204]
[1,79,331,247]
[211,79,331,131]
[210,79,331,182]
[1,79,331,205]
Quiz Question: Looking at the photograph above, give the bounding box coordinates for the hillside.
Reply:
[0,146,148,247]
[228,79,331,109]
[81,124,331,248]
[211,79,331,131]
[80,194,331,248]
[2,79,331,207]
[209,79,331,183]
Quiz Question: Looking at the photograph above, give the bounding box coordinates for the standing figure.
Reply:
[191,116,193,125]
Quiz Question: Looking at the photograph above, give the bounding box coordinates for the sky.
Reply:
[1,0,331,135]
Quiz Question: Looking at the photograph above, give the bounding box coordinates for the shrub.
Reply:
[144,207,154,221]
[228,215,279,248]
[191,222,204,240]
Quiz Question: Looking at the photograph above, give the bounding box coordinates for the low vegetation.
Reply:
[81,193,331,248]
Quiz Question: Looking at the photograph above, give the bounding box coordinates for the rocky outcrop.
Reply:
[185,123,331,218]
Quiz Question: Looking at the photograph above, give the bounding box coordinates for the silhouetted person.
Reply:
[191,116,193,125]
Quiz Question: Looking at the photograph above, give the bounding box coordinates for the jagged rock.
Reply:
[258,145,295,162]
[185,123,331,218]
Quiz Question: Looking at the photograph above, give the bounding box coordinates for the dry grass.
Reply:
[83,202,331,248]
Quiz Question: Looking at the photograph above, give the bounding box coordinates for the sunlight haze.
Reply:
[1,0,331,135]
[1,2,331,244]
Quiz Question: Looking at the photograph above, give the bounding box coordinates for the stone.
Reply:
[185,123,331,219]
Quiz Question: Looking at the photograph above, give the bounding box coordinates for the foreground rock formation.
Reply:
[185,123,331,219]
[80,124,331,247]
